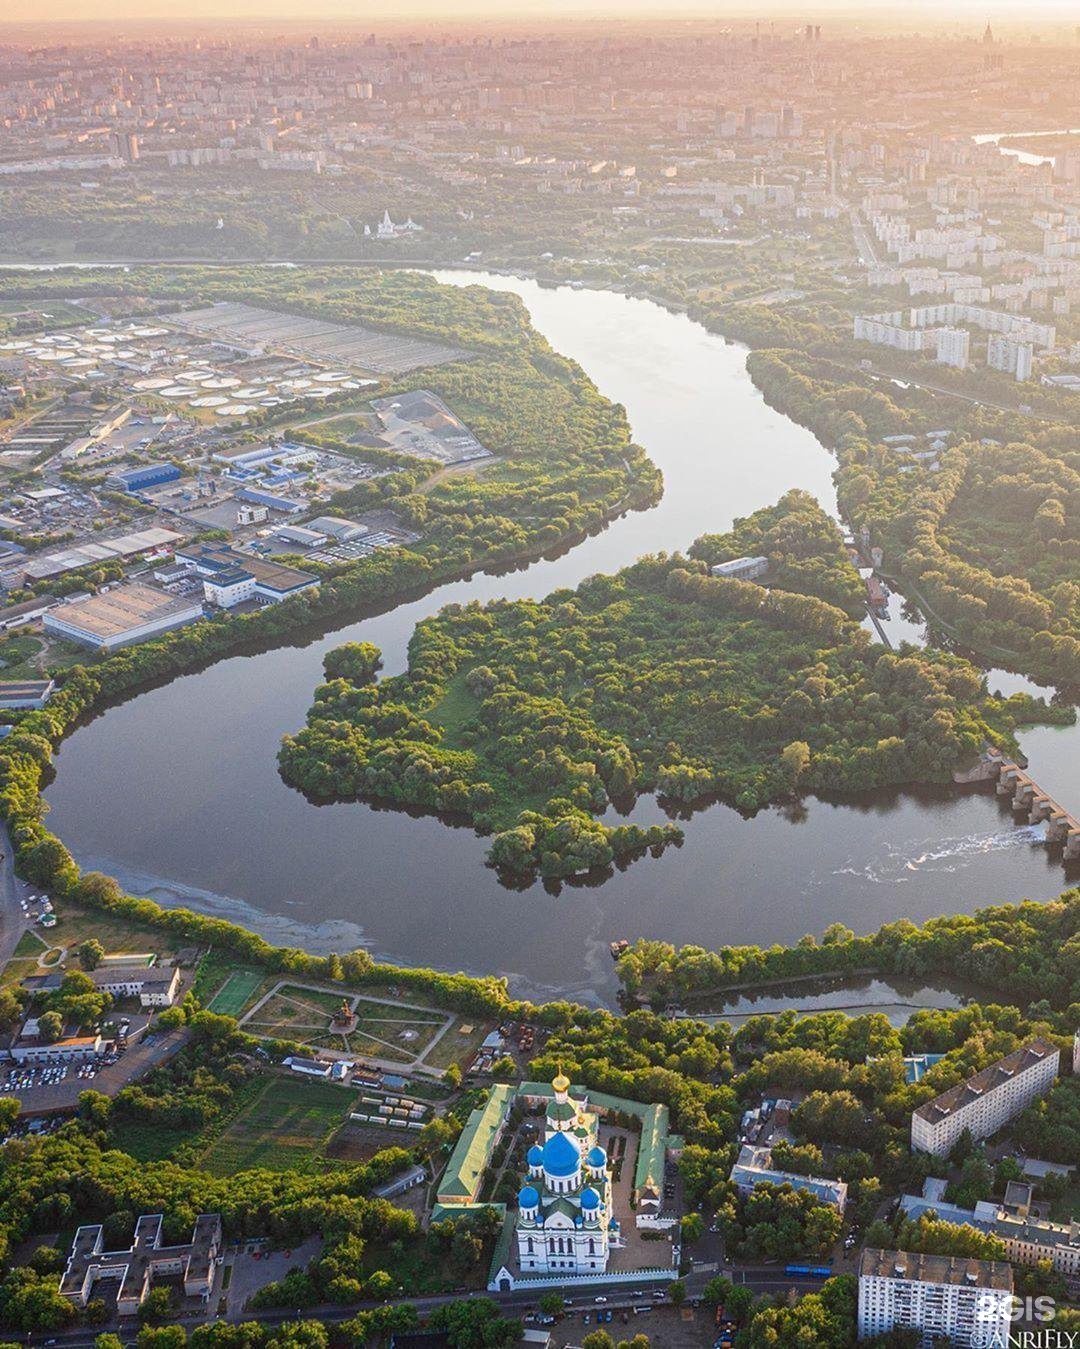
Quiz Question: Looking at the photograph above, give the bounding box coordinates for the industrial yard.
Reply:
[0,294,492,677]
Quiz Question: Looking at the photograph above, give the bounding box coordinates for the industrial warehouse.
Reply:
[170,301,467,375]
[43,583,205,650]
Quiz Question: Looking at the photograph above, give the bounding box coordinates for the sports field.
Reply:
[198,1075,347,1175]
[207,968,266,1018]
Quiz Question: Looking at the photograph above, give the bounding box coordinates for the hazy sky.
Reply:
[4,0,1079,27]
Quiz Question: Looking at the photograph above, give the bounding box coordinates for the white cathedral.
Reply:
[514,1071,619,1276]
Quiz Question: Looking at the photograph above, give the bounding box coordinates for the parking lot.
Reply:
[3,1026,187,1117]
[541,1296,715,1349]
[0,1050,119,1098]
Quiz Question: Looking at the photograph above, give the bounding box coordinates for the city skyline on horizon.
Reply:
[6,0,1080,33]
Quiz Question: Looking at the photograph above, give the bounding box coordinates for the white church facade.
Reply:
[514,1071,619,1276]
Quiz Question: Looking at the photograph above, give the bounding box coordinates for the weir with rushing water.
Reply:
[39,270,1080,1005]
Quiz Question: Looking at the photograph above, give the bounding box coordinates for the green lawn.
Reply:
[427,673,481,739]
[110,1120,197,1163]
[197,1074,350,1175]
[243,986,346,1044]
[424,1017,491,1072]
[0,634,44,680]
[12,929,46,958]
[1,956,39,990]
[49,897,179,959]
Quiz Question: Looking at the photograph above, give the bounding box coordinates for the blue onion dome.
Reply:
[527,1144,544,1166]
[586,1145,606,1167]
[518,1185,539,1209]
[542,1129,581,1177]
[580,1186,600,1210]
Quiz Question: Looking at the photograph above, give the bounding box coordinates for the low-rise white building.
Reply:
[710,555,769,582]
[284,1056,332,1078]
[0,679,55,709]
[24,963,181,1008]
[730,1143,848,1211]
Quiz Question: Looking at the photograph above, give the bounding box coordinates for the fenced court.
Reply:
[207,968,265,1018]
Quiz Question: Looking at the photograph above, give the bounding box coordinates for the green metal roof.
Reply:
[437,1083,515,1203]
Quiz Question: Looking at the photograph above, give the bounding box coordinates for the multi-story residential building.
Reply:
[857,1248,1013,1347]
[900,1178,1080,1281]
[910,1038,1060,1157]
[987,333,1033,381]
[992,1212,1080,1281]
[935,327,970,369]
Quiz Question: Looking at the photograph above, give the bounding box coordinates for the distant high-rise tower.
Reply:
[109,129,139,163]
[983,19,994,44]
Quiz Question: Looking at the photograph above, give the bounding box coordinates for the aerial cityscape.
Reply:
[0,4,1078,1347]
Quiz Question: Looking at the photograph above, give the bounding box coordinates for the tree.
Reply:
[78,939,105,971]
[780,740,811,786]
[444,1062,462,1088]
[0,989,21,1033]
[0,1098,18,1139]
[138,1286,176,1325]
[22,1242,58,1278]
[428,1298,518,1349]
[582,1334,615,1349]
[419,1116,458,1152]
[137,1329,187,1349]
[491,1056,517,1082]
[364,1270,394,1299]
[538,1294,564,1317]
[616,1336,650,1349]
[37,1010,63,1043]
[680,1213,705,1244]
[703,1276,733,1306]
[726,1285,755,1320]
[323,643,382,685]
[668,1281,686,1307]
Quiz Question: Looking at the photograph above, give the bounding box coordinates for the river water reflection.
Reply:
[43,272,1080,1004]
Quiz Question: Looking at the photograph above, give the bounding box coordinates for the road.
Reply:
[14,1264,838,1349]
[0,819,32,970]
[850,209,881,269]
[16,1278,682,1348]
[827,358,1048,418]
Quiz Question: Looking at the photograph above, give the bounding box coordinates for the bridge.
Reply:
[983,748,1080,863]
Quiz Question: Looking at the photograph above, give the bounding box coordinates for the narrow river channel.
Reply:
[41,271,1080,1005]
